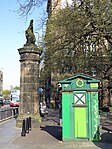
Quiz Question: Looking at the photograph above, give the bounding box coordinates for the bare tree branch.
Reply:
[17,0,47,17]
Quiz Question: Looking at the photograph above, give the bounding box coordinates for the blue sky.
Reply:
[0,0,47,90]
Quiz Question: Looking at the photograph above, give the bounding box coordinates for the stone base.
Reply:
[16,114,41,128]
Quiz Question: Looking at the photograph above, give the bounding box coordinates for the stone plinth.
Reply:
[16,44,41,128]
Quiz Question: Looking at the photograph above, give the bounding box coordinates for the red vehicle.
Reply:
[10,97,20,107]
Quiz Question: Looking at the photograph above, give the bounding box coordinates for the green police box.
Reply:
[59,74,100,141]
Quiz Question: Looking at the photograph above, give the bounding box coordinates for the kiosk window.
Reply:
[74,93,86,105]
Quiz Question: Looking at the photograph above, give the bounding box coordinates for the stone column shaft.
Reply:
[17,45,41,128]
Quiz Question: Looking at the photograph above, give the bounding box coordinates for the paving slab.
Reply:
[0,118,21,144]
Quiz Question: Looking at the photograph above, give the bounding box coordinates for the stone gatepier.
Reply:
[16,20,41,128]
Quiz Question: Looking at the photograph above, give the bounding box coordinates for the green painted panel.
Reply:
[90,92,100,141]
[62,93,71,139]
[62,84,71,90]
[90,83,98,88]
[74,107,87,138]
[69,93,74,139]
[71,79,90,90]
[88,92,92,140]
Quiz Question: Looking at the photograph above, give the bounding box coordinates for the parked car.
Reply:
[3,100,10,105]
[10,97,20,107]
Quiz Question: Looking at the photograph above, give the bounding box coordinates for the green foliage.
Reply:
[13,86,20,90]
[38,46,43,53]
[2,90,11,100]
[2,90,11,95]
[44,0,112,81]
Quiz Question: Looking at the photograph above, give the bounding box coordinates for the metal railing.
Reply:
[0,107,19,122]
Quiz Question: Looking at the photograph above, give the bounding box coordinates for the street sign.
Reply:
[37,88,43,93]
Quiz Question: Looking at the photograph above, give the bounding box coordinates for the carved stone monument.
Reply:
[16,20,41,128]
[25,19,36,46]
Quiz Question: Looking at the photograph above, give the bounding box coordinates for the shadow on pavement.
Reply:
[100,132,112,143]
[40,125,62,141]
[93,132,112,149]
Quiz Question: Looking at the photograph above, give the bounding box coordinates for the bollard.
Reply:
[13,108,16,117]
[26,118,29,133]
[21,119,26,137]
[16,108,19,115]
[29,117,31,131]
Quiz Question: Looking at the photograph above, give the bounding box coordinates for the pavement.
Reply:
[1,109,112,149]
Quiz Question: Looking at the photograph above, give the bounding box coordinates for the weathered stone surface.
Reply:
[25,19,36,46]
[17,43,41,128]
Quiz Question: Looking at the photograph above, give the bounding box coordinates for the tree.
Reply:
[45,0,112,81]
[2,90,11,100]
[17,0,47,17]
[17,0,112,106]
[44,0,112,107]
[13,86,20,90]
